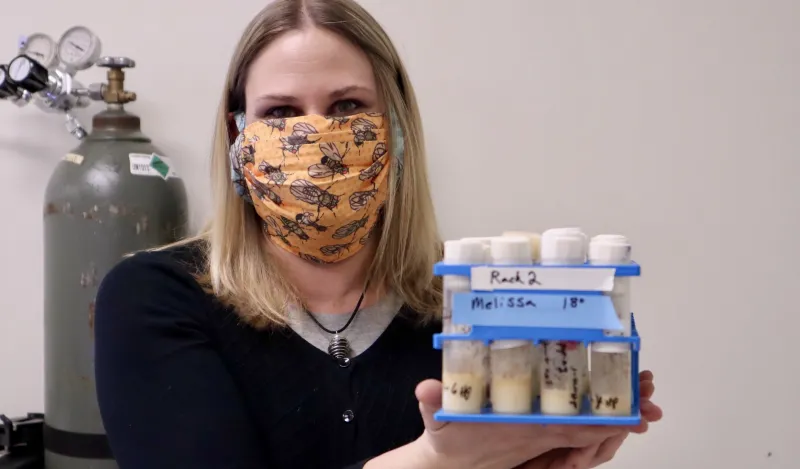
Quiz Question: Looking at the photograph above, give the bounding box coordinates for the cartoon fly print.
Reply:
[320,242,353,258]
[359,141,386,183]
[308,142,350,180]
[290,179,340,215]
[279,216,310,241]
[262,118,286,134]
[263,216,291,246]
[327,116,350,129]
[240,142,256,167]
[229,134,250,198]
[245,167,282,206]
[349,187,378,211]
[257,160,291,186]
[296,211,328,232]
[359,226,374,245]
[332,215,369,241]
[280,122,319,163]
[351,118,378,147]
[299,253,327,264]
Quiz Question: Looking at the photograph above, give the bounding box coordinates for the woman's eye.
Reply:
[331,100,362,116]
[263,106,298,118]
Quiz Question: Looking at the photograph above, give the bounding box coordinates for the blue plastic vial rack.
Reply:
[433,261,642,426]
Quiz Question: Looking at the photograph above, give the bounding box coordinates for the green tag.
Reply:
[149,154,170,180]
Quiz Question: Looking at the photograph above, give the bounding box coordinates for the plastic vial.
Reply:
[490,342,536,413]
[501,231,543,401]
[539,228,588,415]
[451,237,494,407]
[441,239,489,413]
[501,231,542,263]
[540,227,592,397]
[590,351,632,416]
[589,235,633,416]
[588,235,632,338]
[488,236,536,414]
[461,237,494,262]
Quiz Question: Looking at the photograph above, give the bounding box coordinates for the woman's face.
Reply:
[244,27,381,124]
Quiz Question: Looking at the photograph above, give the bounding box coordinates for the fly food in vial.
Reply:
[441,239,488,414]
[487,236,536,414]
[538,228,589,415]
[588,234,634,416]
[501,231,543,402]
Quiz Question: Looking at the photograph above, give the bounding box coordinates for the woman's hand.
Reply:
[515,370,663,469]
[413,382,639,469]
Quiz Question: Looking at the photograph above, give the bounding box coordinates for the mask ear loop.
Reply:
[388,109,405,179]
[227,112,253,202]
[228,112,247,143]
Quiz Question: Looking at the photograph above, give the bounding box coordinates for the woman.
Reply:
[94,1,662,468]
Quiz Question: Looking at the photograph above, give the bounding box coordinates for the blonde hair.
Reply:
[179,0,442,328]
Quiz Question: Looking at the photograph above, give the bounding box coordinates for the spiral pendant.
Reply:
[328,334,351,366]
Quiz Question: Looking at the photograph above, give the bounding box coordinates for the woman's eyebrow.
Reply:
[254,85,373,104]
[329,85,373,99]
[255,93,299,103]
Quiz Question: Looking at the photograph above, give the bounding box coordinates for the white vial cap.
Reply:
[461,237,494,259]
[461,236,493,246]
[540,228,587,265]
[589,234,632,265]
[443,238,486,264]
[502,231,542,262]
[545,227,583,235]
[490,236,532,265]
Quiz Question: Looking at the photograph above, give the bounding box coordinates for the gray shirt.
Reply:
[286,293,402,357]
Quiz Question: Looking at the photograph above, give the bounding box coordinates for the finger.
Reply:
[640,380,655,399]
[630,420,649,434]
[639,370,654,381]
[515,449,567,469]
[562,443,601,469]
[415,379,442,409]
[641,401,663,422]
[415,380,447,432]
[548,425,627,448]
[590,433,628,468]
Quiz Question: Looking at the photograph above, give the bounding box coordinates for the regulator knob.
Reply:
[96,56,135,69]
[7,55,50,93]
[0,65,19,99]
[94,56,137,104]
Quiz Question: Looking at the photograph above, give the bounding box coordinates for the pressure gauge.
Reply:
[19,33,58,69]
[8,55,50,93]
[57,26,102,71]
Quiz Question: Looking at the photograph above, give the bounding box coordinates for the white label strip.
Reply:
[470,266,616,292]
[63,153,85,165]
[129,153,179,179]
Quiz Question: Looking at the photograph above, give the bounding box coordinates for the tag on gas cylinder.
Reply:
[149,154,171,180]
[129,153,178,180]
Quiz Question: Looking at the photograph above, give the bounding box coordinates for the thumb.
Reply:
[415,379,446,432]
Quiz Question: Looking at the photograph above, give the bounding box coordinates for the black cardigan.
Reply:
[94,243,442,469]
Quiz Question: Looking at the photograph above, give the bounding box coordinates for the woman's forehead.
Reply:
[245,28,376,102]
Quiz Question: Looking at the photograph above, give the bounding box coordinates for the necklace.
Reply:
[304,284,368,367]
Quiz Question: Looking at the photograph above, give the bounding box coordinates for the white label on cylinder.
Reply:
[63,153,84,165]
[470,266,615,292]
[129,153,179,179]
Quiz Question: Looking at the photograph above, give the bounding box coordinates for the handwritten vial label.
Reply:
[470,266,616,292]
[452,292,624,332]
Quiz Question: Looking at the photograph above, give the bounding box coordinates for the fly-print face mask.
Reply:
[229,112,393,264]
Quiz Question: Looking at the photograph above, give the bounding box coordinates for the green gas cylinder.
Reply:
[42,57,188,469]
